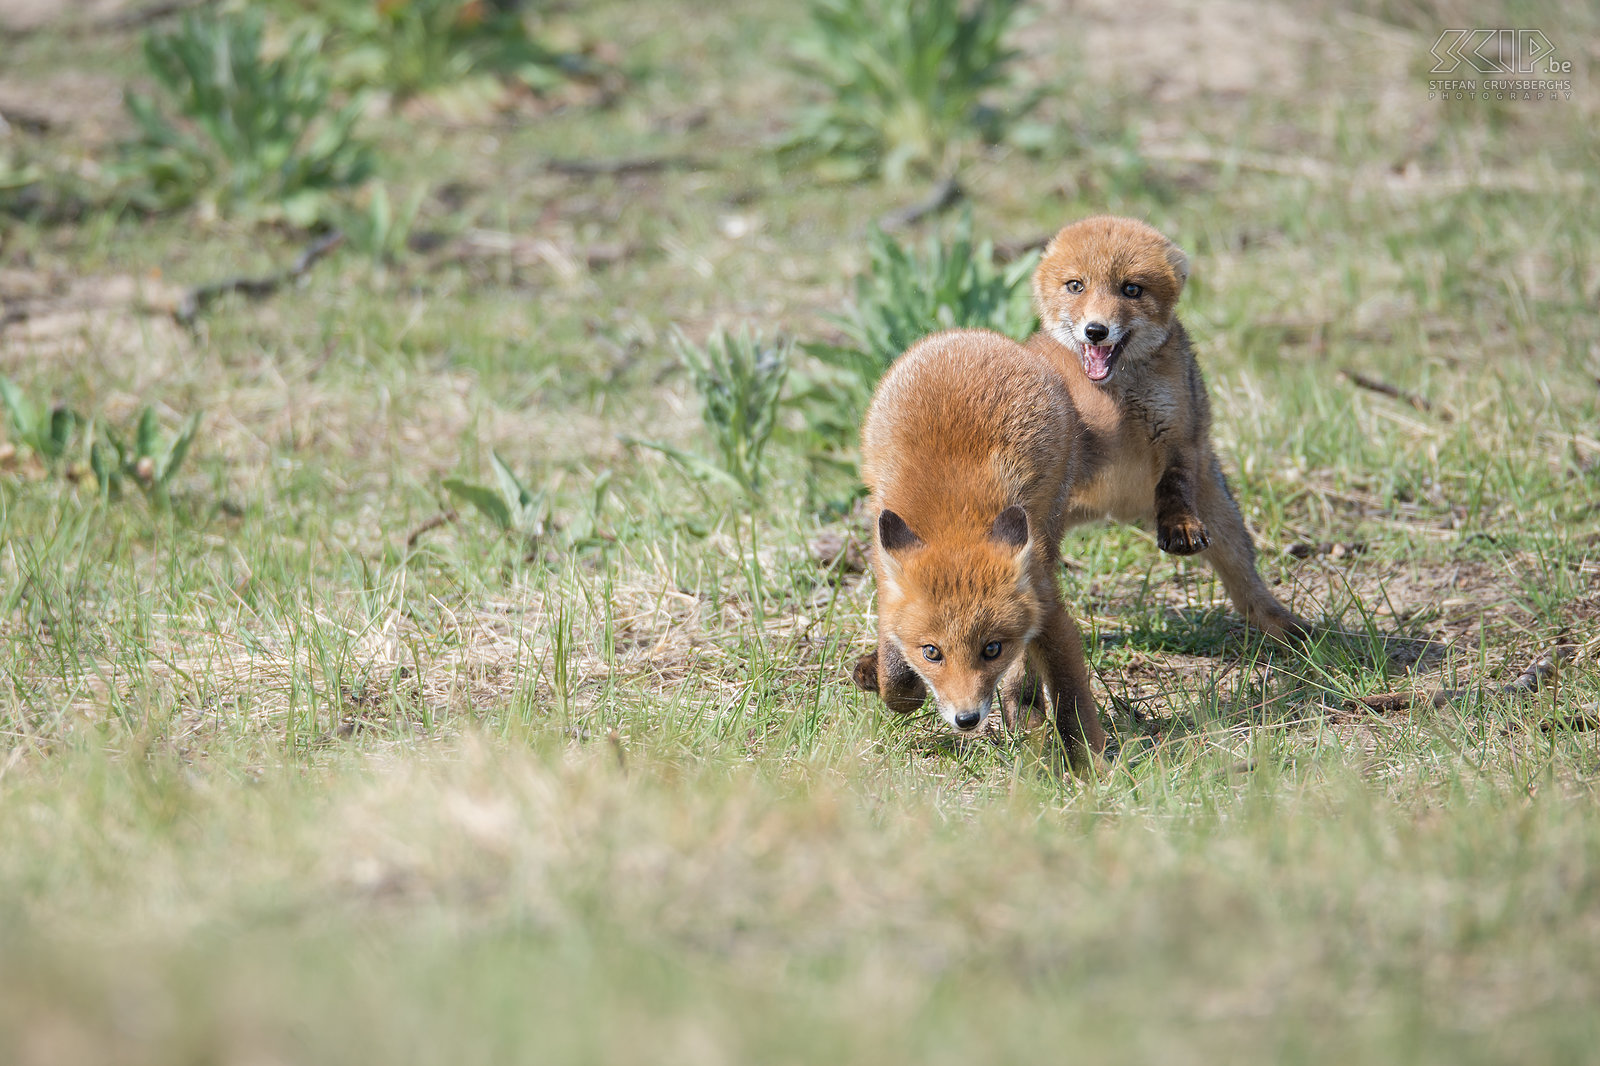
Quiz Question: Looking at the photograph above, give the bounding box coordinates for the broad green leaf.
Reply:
[46,406,77,459]
[443,478,513,531]
[621,437,746,494]
[0,375,36,439]
[490,451,537,512]
[136,407,160,460]
[158,412,202,483]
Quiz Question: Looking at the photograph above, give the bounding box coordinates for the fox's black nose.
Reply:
[1084,322,1109,343]
[955,711,982,730]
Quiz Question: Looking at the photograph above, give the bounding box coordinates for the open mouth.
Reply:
[1080,336,1128,382]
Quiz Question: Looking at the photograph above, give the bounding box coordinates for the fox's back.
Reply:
[861,329,1080,545]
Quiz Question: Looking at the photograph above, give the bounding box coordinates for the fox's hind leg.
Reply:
[1195,453,1308,641]
[851,641,928,715]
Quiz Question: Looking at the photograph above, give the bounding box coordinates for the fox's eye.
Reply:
[922,645,943,663]
[1121,282,1143,298]
[982,641,1002,660]
[1064,279,1085,294]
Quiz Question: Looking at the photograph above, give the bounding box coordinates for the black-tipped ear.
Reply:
[878,509,924,554]
[989,505,1029,550]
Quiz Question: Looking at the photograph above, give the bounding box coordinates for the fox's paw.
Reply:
[851,651,880,692]
[1157,515,1210,556]
[1254,605,1311,644]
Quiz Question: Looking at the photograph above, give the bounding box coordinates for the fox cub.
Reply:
[852,329,1108,757]
[1030,215,1306,641]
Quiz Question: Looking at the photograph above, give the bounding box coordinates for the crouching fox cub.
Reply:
[1030,215,1307,641]
[852,329,1108,758]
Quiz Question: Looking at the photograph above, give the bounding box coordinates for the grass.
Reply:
[2,0,1599,1061]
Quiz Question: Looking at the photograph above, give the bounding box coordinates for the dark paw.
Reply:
[1157,517,1210,556]
[851,651,880,692]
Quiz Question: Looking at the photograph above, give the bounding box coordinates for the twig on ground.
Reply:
[544,156,704,177]
[1351,690,1452,713]
[173,230,344,325]
[91,0,219,31]
[1339,368,1451,420]
[994,232,1053,262]
[443,230,638,273]
[1286,541,1368,560]
[0,105,53,134]
[1209,759,1257,780]
[1348,644,1578,716]
[1503,644,1577,693]
[7,0,217,37]
[878,177,964,230]
[1139,143,1586,194]
[1540,703,1600,733]
[406,510,459,548]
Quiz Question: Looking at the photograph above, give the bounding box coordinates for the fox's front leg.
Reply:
[1154,450,1210,556]
[851,641,927,715]
[998,658,1046,732]
[1029,601,1107,760]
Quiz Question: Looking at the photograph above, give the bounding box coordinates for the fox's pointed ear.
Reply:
[878,509,924,555]
[989,505,1029,552]
[1165,241,1191,293]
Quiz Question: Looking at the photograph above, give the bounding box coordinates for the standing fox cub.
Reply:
[1029,216,1307,641]
[853,329,1108,757]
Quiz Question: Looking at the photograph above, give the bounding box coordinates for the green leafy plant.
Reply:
[795,213,1039,439]
[0,149,44,216]
[444,451,549,542]
[120,10,375,224]
[784,0,1028,182]
[627,328,790,501]
[91,407,202,509]
[441,456,616,554]
[294,0,582,100]
[0,375,79,463]
[339,182,426,264]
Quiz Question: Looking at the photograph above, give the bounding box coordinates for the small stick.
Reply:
[1339,368,1452,421]
[878,177,963,230]
[405,510,459,548]
[1209,758,1257,780]
[0,106,52,133]
[993,232,1053,262]
[544,156,703,177]
[1501,644,1575,694]
[1347,644,1577,716]
[174,230,344,325]
[1351,690,1452,714]
[92,0,218,31]
[1540,703,1600,733]
[8,0,220,37]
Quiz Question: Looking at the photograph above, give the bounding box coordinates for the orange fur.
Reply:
[1031,215,1306,639]
[856,329,1106,758]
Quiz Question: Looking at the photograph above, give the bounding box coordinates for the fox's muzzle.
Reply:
[935,693,993,733]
